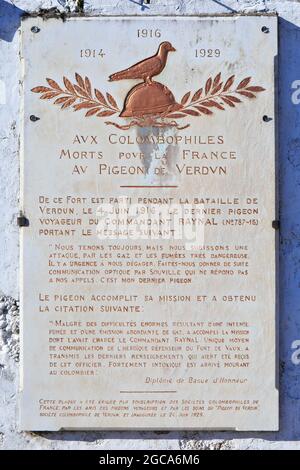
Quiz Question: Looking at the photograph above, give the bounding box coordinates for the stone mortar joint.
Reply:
[0,296,20,362]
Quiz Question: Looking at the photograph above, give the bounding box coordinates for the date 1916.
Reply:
[137,29,161,38]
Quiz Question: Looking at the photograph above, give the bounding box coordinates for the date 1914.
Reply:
[80,49,106,59]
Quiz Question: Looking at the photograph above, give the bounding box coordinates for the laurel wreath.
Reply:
[31,73,120,117]
[164,73,265,118]
[31,72,265,123]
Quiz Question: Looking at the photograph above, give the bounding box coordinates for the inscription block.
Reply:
[20,15,278,430]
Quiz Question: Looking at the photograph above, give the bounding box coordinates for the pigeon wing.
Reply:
[127,56,161,78]
[110,56,161,81]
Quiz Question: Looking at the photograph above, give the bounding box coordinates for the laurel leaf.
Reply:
[106,93,118,109]
[223,75,235,92]
[237,77,251,89]
[54,96,70,105]
[97,110,116,117]
[166,113,188,119]
[73,102,99,111]
[181,92,191,105]
[192,88,202,102]
[221,96,236,107]
[46,78,61,91]
[201,100,218,107]
[63,76,75,94]
[75,73,85,89]
[95,89,106,105]
[201,100,224,110]
[31,86,51,93]
[74,85,90,98]
[237,90,256,98]
[195,106,213,115]
[211,82,223,95]
[61,97,76,109]
[214,102,225,110]
[213,72,221,87]
[205,77,212,95]
[225,95,242,103]
[40,91,60,99]
[85,76,92,96]
[246,86,266,92]
[85,107,101,117]
[184,109,200,116]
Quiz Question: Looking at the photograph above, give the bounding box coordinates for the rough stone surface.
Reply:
[0,296,19,362]
[0,0,300,450]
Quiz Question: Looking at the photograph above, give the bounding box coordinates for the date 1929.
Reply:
[195,48,221,58]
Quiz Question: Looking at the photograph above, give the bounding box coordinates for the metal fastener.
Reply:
[30,115,40,122]
[31,26,40,33]
[17,212,29,227]
[261,26,269,34]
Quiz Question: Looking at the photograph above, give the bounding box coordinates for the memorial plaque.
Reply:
[20,16,278,430]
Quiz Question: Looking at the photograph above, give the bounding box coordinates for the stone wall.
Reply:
[0,0,300,449]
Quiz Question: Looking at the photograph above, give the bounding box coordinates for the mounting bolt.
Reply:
[261,26,269,34]
[263,115,272,122]
[31,26,40,33]
[30,115,40,122]
[17,212,29,227]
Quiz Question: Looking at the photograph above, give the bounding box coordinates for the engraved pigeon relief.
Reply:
[109,41,176,84]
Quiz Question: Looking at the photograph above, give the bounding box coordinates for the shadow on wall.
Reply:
[128,0,150,11]
[277,16,300,440]
[37,16,300,446]
[0,0,25,42]
[212,0,237,12]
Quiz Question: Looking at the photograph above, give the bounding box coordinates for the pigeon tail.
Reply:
[109,70,129,82]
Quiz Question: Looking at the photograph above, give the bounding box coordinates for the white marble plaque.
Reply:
[20,15,278,431]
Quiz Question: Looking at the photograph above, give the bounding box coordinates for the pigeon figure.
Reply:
[109,41,176,84]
